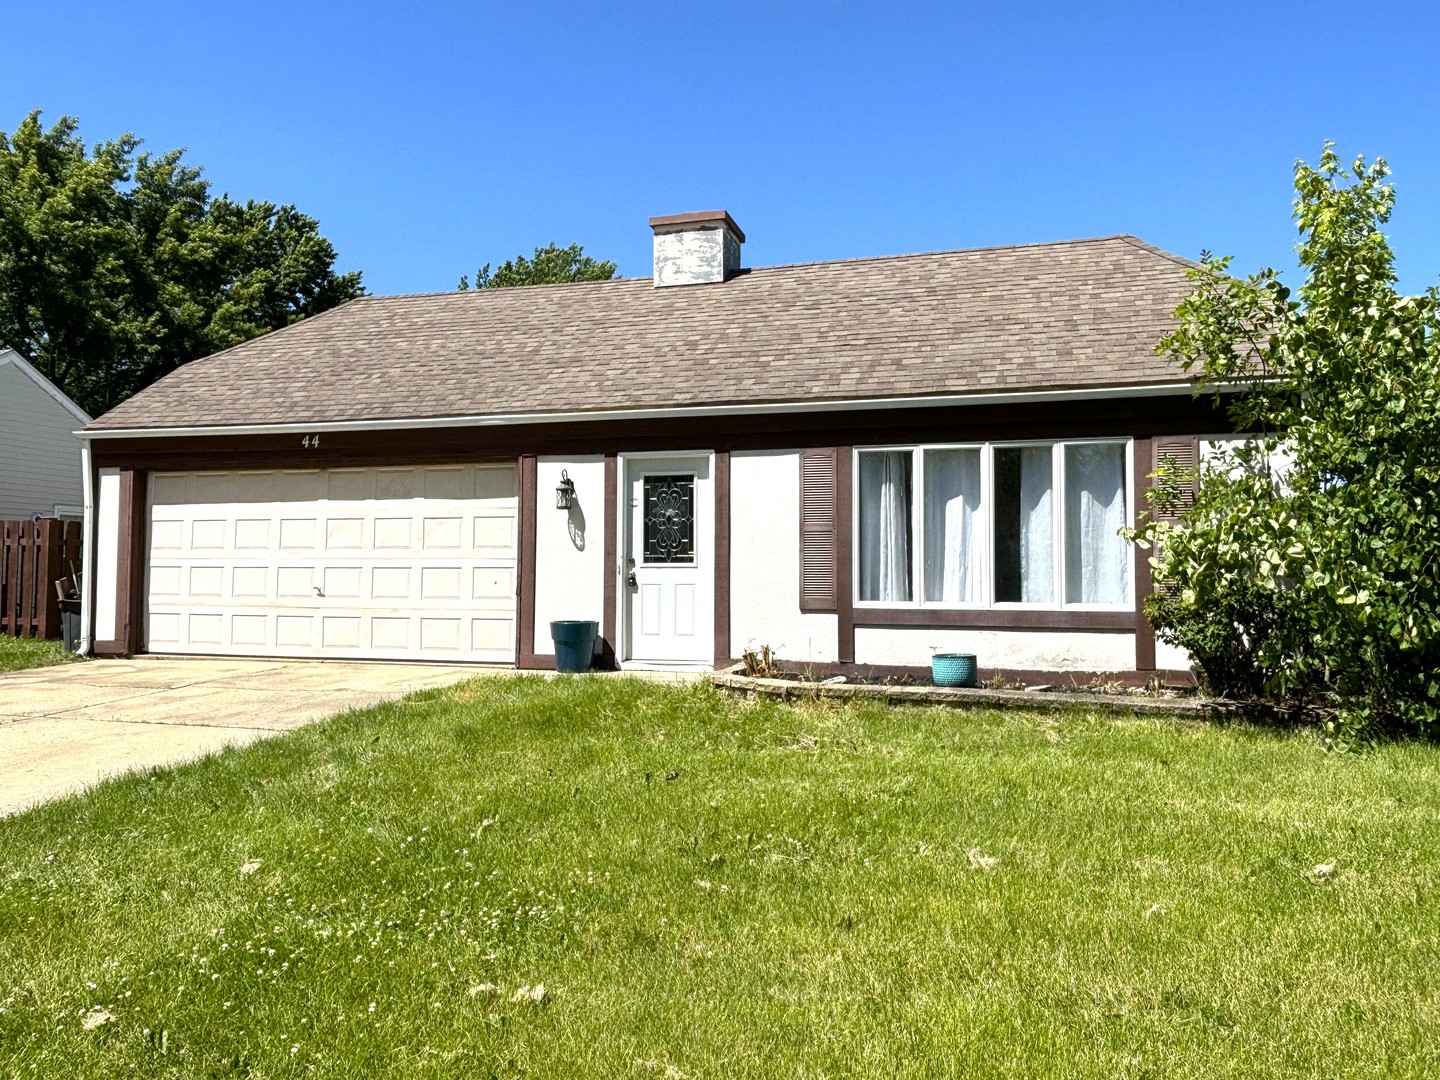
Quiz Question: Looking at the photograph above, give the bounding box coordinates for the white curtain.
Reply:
[924,449,981,602]
[1065,443,1128,604]
[1019,447,1054,603]
[859,451,911,602]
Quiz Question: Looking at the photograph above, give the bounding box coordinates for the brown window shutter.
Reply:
[1149,436,1199,600]
[1151,435,1199,525]
[799,449,839,612]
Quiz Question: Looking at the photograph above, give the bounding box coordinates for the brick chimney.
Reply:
[649,211,745,287]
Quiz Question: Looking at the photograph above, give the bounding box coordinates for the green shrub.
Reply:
[1133,145,1440,734]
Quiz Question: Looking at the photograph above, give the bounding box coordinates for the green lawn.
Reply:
[0,634,73,673]
[2,677,1438,1078]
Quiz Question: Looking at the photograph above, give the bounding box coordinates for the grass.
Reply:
[2,677,1439,1077]
[0,634,73,673]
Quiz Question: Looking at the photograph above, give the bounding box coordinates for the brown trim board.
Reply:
[836,445,855,664]
[601,453,618,669]
[515,455,544,669]
[714,450,731,666]
[89,394,1235,474]
[1132,436,1157,671]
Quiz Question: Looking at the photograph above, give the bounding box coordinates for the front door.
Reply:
[623,455,713,667]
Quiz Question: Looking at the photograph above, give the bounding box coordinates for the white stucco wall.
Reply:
[1153,639,1193,671]
[729,450,839,663]
[854,626,1137,671]
[0,356,86,519]
[532,456,607,656]
[93,468,121,643]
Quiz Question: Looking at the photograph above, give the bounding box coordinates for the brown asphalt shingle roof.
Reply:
[87,235,1196,431]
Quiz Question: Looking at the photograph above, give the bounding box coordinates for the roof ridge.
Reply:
[358,235,1174,303]
[736,234,1147,276]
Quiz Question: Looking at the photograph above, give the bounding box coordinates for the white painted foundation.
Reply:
[1153,639,1194,671]
[532,457,607,656]
[729,450,839,663]
[854,626,1137,672]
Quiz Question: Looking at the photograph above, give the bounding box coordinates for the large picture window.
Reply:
[855,440,1131,609]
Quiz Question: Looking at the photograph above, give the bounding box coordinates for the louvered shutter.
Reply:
[1151,435,1200,524]
[799,449,839,612]
[1149,436,1199,599]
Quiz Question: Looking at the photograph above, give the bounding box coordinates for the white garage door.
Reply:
[146,465,518,662]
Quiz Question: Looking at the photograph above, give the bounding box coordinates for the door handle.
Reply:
[626,556,637,588]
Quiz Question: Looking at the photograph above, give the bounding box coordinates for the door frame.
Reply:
[616,450,716,670]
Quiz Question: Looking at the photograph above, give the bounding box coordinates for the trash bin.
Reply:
[59,597,81,653]
[550,620,598,673]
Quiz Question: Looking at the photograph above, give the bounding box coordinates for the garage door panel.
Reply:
[374,518,412,549]
[151,473,191,505]
[231,614,268,647]
[327,469,375,501]
[376,469,420,499]
[146,465,517,662]
[192,520,227,549]
[325,518,365,550]
[232,566,268,598]
[423,517,463,549]
[423,467,472,501]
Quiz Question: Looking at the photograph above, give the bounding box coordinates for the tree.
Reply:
[458,242,616,290]
[1132,144,1440,736]
[0,112,363,416]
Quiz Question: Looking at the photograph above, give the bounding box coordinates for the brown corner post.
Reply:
[836,445,855,664]
[601,453,618,668]
[713,450,731,667]
[516,454,539,669]
[1132,436,1157,672]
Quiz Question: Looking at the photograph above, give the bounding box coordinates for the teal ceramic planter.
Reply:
[931,653,978,688]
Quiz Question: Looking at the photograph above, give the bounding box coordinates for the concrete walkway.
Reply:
[0,658,480,817]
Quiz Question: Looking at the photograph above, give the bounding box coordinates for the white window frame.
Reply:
[851,438,1135,612]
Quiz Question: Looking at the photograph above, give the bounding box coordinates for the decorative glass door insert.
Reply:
[642,474,695,564]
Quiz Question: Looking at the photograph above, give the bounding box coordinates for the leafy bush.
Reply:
[1133,145,1440,734]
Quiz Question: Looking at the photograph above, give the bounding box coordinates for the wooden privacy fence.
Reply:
[1,518,82,639]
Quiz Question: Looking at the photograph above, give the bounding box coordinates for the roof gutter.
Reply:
[77,381,1210,441]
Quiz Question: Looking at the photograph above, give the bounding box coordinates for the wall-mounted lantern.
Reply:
[555,469,576,510]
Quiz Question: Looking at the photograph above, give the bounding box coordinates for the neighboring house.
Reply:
[77,212,1228,677]
[0,348,90,522]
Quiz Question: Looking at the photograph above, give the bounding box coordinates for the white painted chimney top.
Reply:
[649,210,745,287]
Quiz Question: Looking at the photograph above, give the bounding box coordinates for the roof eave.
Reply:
[78,380,1210,440]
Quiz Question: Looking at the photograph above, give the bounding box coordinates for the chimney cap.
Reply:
[648,210,745,244]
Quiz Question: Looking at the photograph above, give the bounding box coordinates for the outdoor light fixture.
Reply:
[555,470,576,510]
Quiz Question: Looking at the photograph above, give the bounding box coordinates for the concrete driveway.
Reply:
[0,657,480,817]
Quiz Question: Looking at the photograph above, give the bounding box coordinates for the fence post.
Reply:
[36,519,62,639]
[1,520,12,636]
[4,520,22,636]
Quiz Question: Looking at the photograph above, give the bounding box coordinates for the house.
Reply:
[0,348,90,522]
[76,212,1228,678]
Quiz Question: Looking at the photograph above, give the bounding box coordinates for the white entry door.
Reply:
[623,455,713,667]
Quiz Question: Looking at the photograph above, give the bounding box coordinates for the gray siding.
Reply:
[0,362,85,519]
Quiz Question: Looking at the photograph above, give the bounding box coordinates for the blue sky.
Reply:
[10,2,1440,295]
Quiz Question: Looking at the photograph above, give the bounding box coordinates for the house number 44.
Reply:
[302,434,321,449]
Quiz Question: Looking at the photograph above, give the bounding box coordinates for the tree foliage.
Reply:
[458,242,617,290]
[0,112,363,416]
[1132,144,1440,736]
